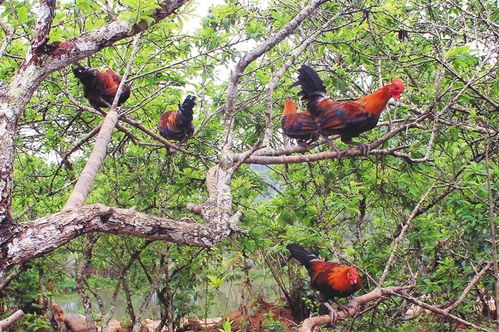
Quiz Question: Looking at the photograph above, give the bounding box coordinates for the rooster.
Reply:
[158,95,196,142]
[281,98,319,146]
[73,66,131,109]
[287,243,362,323]
[293,65,404,154]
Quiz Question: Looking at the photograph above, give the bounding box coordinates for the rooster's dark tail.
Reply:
[292,65,327,115]
[287,243,320,269]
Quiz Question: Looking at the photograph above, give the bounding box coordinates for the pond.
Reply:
[53,279,281,321]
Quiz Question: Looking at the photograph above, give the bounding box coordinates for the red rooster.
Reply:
[158,95,196,142]
[281,98,319,146]
[293,65,404,154]
[73,66,131,109]
[287,243,362,322]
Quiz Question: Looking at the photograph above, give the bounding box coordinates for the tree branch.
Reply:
[378,182,436,286]
[239,112,432,164]
[485,136,499,323]
[64,33,141,209]
[0,203,232,279]
[444,261,492,312]
[298,285,413,332]
[31,0,56,54]
[395,290,488,331]
[0,309,25,329]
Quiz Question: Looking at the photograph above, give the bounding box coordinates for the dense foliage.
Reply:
[0,0,497,331]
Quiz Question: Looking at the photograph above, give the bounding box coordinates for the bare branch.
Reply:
[444,261,492,312]
[64,34,141,209]
[0,203,232,278]
[378,182,437,286]
[395,290,488,331]
[0,309,25,329]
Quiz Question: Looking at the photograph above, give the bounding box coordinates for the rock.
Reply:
[65,314,95,332]
[51,303,65,323]
[139,319,168,332]
[107,319,124,331]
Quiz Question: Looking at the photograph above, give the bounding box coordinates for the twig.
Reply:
[395,290,488,331]
[444,261,492,312]
[485,136,499,323]
[378,182,436,286]
[62,88,200,157]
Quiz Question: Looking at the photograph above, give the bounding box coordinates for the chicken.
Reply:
[73,66,131,109]
[287,243,362,323]
[158,95,196,142]
[281,98,319,146]
[293,65,405,154]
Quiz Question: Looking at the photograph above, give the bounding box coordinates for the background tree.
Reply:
[0,0,497,331]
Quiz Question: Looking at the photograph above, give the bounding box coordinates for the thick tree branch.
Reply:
[31,0,56,55]
[0,203,232,280]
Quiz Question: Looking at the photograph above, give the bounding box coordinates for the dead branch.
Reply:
[0,309,25,329]
[64,34,141,209]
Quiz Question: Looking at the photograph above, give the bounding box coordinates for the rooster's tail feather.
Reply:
[287,243,320,268]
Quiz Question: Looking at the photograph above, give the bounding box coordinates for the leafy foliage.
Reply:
[0,0,497,330]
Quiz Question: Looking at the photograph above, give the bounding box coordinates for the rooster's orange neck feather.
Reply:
[283,98,297,116]
[355,85,392,116]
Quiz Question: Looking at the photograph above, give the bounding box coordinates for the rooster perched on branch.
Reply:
[287,243,362,323]
[73,65,131,109]
[293,65,405,155]
[158,95,196,142]
[281,98,319,146]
